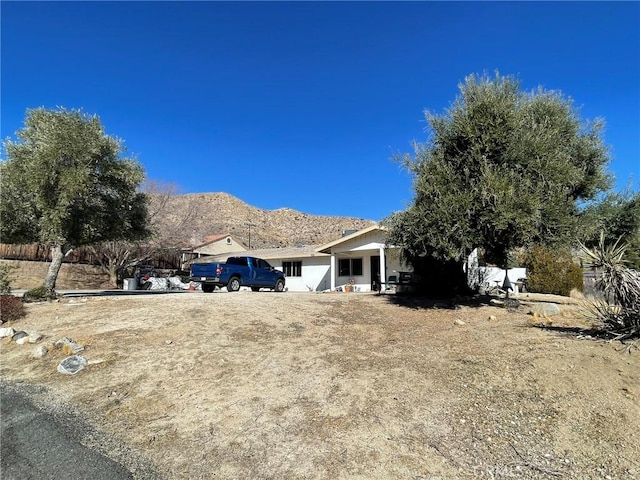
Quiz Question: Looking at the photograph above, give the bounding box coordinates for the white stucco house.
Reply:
[311,225,408,292]
[186,226,526,294]
[195,225,411,292]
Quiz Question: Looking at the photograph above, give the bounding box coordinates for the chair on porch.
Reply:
[384,275,398,292]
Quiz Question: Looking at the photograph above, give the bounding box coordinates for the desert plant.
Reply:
[0,295,25,323]
[580,233,640,339]
[22,286,57,302]
[522,246,583,296]
[0,264,17,294]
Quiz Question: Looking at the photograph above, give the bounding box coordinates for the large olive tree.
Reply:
[1,107,150,294]
[386,73,611,295]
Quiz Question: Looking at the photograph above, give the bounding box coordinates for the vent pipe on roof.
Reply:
[341,229,357,237]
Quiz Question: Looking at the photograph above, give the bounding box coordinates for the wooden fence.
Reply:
[0,243,181,270]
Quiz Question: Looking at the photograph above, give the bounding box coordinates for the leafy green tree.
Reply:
[386,73,611,295]
[1,107,150,294]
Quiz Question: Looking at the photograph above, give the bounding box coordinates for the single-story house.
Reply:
[180,233,246,270]
[186,226,527,294]
[193,225,410,292]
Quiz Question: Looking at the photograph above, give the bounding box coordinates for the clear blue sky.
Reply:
[2,1,639,221]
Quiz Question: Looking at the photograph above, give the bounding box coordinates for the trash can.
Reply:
[123,278,138,290]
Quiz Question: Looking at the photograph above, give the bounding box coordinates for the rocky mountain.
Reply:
[157,192,376,249]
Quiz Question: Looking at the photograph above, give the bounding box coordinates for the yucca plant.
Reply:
[580,232,640,339]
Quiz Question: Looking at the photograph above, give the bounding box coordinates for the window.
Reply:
[227,256,248,266]
[258,259,273,270]
[338,258,363,277]
[282,261,302,277]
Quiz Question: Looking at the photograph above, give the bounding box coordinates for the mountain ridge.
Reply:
[157,192,377,249]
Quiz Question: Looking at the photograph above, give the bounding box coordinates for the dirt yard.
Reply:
[1,291,638,479]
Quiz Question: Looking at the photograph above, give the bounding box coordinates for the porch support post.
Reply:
[379,246,386,287]
[330,253,336,291]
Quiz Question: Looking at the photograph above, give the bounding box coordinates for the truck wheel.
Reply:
[274,279,285,292]
[202,284,215,293]
[227,277,241,292]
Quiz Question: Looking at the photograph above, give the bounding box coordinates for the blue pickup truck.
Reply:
[189,256,286,293]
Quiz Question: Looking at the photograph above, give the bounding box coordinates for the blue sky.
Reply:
[2,1,638,221]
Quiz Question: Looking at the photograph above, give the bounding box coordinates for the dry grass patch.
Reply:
[1,292,638,479]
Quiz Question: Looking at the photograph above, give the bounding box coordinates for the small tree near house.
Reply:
[88,240,148,288]
[0,107,150,296]
[88,180,198,287]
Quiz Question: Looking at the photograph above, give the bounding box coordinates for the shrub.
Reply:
[523,246,583,296]
[580,234,640,339]
[23,286,57,302]
[0,295,25,323]
[0,264,17,294]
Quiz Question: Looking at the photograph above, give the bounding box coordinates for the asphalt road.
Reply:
[1,382,153,480]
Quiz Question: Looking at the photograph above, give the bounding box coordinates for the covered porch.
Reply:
[315,225,407,293]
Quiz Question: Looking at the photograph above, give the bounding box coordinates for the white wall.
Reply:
[466,249,527,293]
[265,227,411,293]
[474,266,527,294]
[270,249,409,293]
[329,230,391,292]
[331,230,387,254]
[333,248,410,293]
[481,267,527,286]
[195,237,246,256]
[273,257,331,292]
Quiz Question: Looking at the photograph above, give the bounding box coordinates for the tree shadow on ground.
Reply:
[380,292,503,310]
[529,324,607,339]
[531,325,640,346]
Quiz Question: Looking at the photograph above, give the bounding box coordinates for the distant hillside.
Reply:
[158,192,376,249]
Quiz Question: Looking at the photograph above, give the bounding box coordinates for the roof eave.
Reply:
[315,224,385,254]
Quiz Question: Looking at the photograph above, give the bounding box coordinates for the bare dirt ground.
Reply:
[1,291,638,480]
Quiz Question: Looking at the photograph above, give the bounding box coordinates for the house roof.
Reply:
[202,233,230,244]
[188,225,389,263]
[315,224,386,254]
[191,244,328,264]
[248,245,329,260]
[191,233,246,250]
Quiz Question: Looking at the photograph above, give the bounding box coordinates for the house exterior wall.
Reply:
[194,237,246,256]
[330,249,408,292]
[330,229,387,253]
[246,227,412,293]
[480,267,527,294]
[322,230,411,292]
[466,249,527,294]
[272,256,331,292]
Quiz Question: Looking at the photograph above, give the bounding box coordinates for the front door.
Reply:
[370,256,381,292]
